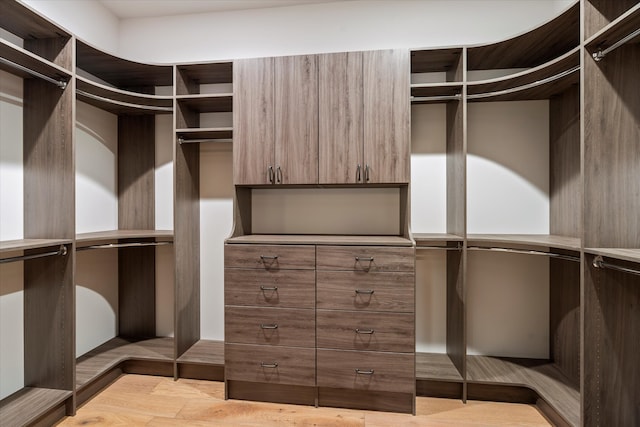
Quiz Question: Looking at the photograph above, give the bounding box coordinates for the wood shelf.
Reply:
[76,76,173,114]
[467,2,579,70]
[177,340,224,365]
[226,234,414,246]
[0,39,71,83]
[411,82,462,103]
[410,47,463,74]
[585,4,640,55]
[467,234,581,251]
[585,248,640,264]
[0,387,72,427]
[177,94,233,113]
[176,61,233,95]
[76,230,173,248]
[416,352,463,382]
[413,233,464,245]
[76,337,174,388]
[0,1,70,39]
[466,355,579,426]
[176,127,233,141]
[0,238,71,255]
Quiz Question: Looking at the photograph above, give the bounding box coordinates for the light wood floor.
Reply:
[57,375,552,426]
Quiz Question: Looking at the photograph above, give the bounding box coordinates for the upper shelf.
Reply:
[467,234,581,252]
[226,234,414,247]
[467,2,579,71]
[0,38,70,86]
[76,230,173,248]
[176,61,233,95]
[410,82,462,104]
[76,40,173,92]
[176,93,233,113]
[76,76,173,114]
[584,0,640,40]
[585,3,640,59]
[585,248,640,264]
[0,238,72,255]
[410,47,463,84]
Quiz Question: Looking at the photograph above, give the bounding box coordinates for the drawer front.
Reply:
[317,349,415,393]
[316,246,414,272]
[225,244,315,270]
[317,310,414,352]
[225,306,315,347]
[225,269,315,309]
[317,271,414,312]
[226,344,315,386]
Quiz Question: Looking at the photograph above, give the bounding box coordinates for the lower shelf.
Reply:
[177,339,224,365]
[466,355,580,426]
[0,387,72,426]
[76,337,174,388]
[416,352,463,382]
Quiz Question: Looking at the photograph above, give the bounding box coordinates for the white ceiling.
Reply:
[99,0,350,19]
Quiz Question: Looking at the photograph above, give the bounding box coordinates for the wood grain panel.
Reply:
[411,48,463,76]
[317,349,415,393]
[226,381,316,406]
[316,310,414,352]
[319,387,414,414]
[118,115,155,230]
[318,52,363,184]
[316,271,414,313]
[0,388,72,427]
[233,57,275,185]
[363,49,410,184]
[119,246,156,338]
[176,100,199,129]
[0,0,70,39]
[224,269,315,308]
[584,44,640,248]
[174,143,200,357]
[446,99,465,237]
[584,256,640,427]
[275,55,318,184]
[225,244,315,270]
[176,339,224,365]
[416,352,463,382]
[225,306,315,347]
[176,62,233,95]
[584,0,639,39]
[550,84,581,238]
[227,234,413,246]
[225,344,315,386]
[25,35,73,70]
[24,79,74,239]
[24,248,73,390]
[446,249,465,381]
[316,246,414,272]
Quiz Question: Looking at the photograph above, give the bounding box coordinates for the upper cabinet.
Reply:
[234,49,410,186]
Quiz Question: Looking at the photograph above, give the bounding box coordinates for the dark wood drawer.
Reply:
[316,246,414,272]
[225,306,315,347]
[225,244,315,270]
[226,344,315,386]
[225,269,315,309]
[317,349,415,393]
[317,271,414,312]
[317,310,414,352]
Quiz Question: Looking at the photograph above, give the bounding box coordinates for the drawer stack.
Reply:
[316,246,416,413]
[224,244,317,404]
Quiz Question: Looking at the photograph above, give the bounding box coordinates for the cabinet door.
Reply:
[275,55,318,184]
[233,57,275,185]
[363,49,410,184]
[318,52,363,184]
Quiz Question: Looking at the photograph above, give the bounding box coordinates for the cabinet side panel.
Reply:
[233,58,274,185]
[363,49,410,184]
[118,115,155,230]
[584,45,640,248]
[446,100,465,237]
[119,246,156,337]
[275,55,318,185]
[318,52,363,184]
[550,85,581,238]
[446,249,464,378]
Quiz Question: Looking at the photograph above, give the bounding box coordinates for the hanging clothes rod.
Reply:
[411,94,461,103]
[178,137,233,144]
[468,246,580,262]
[592,255,640,276]
[467,66,579,100]
[0,57,67,89]
[76,89,173,112]
[78,241,173,251]
[0,244,67,264]
[593,27,640,61]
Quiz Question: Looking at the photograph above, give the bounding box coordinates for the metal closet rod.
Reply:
[467,65,579,100]
[0,57,67,89]
[411,93,461,103]
[178,137,233,144]
[593,27,640,61]
[76,89,173,112]
[468,246,580,262]
[78,241,173,251]
[0,244,68,264]
[592,255,640,276]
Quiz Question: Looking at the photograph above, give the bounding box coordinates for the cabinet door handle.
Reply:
[365,164,370,182]
[260,285,278,291]
[260,255,278,260]
[260,323,278,329]
[355,289,374,295]
[355,328,375,334]
[356,164,361,183]
[276,166,282,183]
[355,256,374,262]
[261,362,278,368]
[268,166,274,184]
[355,369,374,375]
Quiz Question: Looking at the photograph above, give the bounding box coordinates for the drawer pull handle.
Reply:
[355,369,374,375]
[260,255,278,260]
[355,328,375,334]
[261,362,279,368]
[355,289,375,295]
[260,323,278,329]
[260,285,278,291]
[355,256,374,262]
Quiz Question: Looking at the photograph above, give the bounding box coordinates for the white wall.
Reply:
[0,261,24,399]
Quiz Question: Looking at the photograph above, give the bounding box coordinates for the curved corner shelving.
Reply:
[466,234,581,252]
[585,4,640,60]
[76,76,173,114]
[0,40,70,87]
[75,230,173,249]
